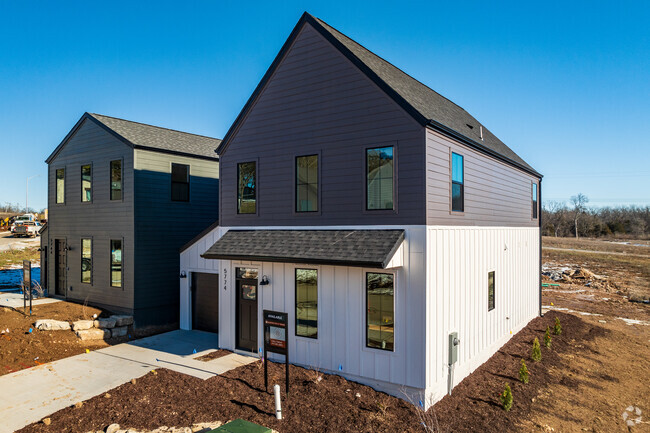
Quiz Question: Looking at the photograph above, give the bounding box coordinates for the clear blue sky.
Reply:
[1,0,648,211]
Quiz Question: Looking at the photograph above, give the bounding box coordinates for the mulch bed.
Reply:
[195,349,233,362]
[18,312,605,433]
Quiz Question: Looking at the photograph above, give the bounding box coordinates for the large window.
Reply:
[110,239,122,288]
[237,162,256,214]
[296,155,318,212]
[451,152,464,212]
[488,271,495,311]
[366,272,394,351]
[171,163,190,202]
[81,164,92,202]
[532,183,538,219]
[56,168,65,204]
[81,238,92,284]
[110,160,122,201]
[295,269,318,338]
[366,146,394,210]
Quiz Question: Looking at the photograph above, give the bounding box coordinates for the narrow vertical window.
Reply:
[110,160,122,201]
[296,155,318,212]
[81,164,92,202]
[488,271,495,311]
[366,146,394,210]
[110,239,122,288]
[451,153,464,212]
[366,272,394,351]
[532,183,538,219]
[171,163,189,202]
[56,168,65,204]
[295,269,318,338]
[81,238,92,284]
[237,162,256,214]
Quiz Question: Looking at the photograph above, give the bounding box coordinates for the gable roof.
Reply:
[46,112,221,163]
[216,12,540,178]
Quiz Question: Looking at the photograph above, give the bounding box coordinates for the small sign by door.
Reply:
[263,310,289,393]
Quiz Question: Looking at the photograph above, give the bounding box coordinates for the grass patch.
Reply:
[0,247,40,269]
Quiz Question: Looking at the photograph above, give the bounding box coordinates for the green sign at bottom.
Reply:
[209,419,271,433]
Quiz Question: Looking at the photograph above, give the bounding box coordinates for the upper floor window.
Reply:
[81,164,92,202]
[451,152,464,212]
[81,238,92,284]
[366,272,394,351]
[171,163,189,202]
[237,161,256,214]
[295,268,318,338]
[488,271,495,311]
[296,155,318,212]
[366,146,394,210]
[56,168,65,204]
[532,183,538,219]
[110,160,122,201]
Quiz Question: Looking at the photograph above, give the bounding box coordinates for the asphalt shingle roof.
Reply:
[89,113,221,159]
[201,229,405,268]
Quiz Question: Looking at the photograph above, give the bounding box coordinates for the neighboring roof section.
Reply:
[216,12,540,177]
[201,229,405,269]
[46,113,221,163]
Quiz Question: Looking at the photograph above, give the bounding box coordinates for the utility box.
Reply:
[449,332,459,365]
[209,419,271,433]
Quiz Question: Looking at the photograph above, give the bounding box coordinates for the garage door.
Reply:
[192,272,219,333]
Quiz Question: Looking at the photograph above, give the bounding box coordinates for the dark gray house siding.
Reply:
[218,24,425,227]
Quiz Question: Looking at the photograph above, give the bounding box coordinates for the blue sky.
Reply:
[1,0,648,211]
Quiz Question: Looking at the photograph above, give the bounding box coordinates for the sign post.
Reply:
[263,310,289,394]
[23,260,32,315]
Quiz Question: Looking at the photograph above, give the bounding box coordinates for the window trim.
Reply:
[171,162,190,202]
[55,167,66,205]
[294,267,319,340]
[364,271,396,352]
[450,151,464,213]
[488,270,495,312]
[236,160,258,215]
[80,163,93,203]
[110,238,123,289]
[532,182,538,220]
[294,153,320,214]
[363,143,398,213]
[110,159,124,202]
[80,237,93,285]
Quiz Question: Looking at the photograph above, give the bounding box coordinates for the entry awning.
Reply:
[201,229,405,269]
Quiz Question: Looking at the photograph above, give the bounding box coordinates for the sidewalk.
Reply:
[0,330,255,433]
[0,292,60,309]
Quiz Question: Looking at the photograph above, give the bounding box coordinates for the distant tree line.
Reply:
[543,194,650,238]
[0,202,42,214]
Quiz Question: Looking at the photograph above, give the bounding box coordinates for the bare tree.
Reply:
[570,193,589,239]
[543,201,568,237]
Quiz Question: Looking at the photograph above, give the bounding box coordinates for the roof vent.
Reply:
[480,126,484,141]
[466,124,474,129]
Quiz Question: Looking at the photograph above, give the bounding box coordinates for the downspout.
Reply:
[538,179,543,317]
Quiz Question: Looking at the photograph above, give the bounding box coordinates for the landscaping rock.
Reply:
[76,328,110,341]
[94,317,117,329]
[72,320,95,331]
[35,319,71,331]
[111,326,128,338]
[42,418,51,425]
[112,315,134,327]
[106,424,120,433]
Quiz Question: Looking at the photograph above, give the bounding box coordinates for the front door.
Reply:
[235,267,258,352]
[54,239,66,296]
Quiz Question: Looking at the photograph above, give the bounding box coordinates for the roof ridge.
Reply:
[88,113,221,142]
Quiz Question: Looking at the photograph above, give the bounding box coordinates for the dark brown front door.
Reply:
[236,268,258,352]
[192,272,219,333]
[54,239,66,296]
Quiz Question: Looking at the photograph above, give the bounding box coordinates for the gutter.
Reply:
[539,179,543,317]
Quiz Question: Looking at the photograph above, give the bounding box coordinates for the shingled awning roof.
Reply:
[201,229,405,269]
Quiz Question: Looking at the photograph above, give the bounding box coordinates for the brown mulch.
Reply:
[17,312,606,433]
[195,349,233,362]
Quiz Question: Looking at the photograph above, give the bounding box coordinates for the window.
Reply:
[110,239,122,288]
[110,160,122,201]
[56,168,65,204]
[237,162,256,214]
[296,155,318,212]
[81,238,92,284]
[451,152,464,212]
[81,164,92,202]
[366,146,394,210]
[366,272,394,351]
[171,163,189,202]
[488,271,495,311]
[295,269,318,338]
[532,183,538,219]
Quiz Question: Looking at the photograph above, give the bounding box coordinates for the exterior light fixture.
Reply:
[260,275,270,285]
[179,271,187,279]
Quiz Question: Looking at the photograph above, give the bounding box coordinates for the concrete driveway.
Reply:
[0,330,256,433]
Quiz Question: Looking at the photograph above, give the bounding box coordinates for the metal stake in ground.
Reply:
[23,260,32,315]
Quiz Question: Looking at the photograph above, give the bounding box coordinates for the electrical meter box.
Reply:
[449,332,459,365]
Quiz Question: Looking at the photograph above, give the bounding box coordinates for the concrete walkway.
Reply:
[0,292,60,309]
[0,330,256,433]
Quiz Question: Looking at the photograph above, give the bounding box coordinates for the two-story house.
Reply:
[179,13,541,406]
[44,112,220,325]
